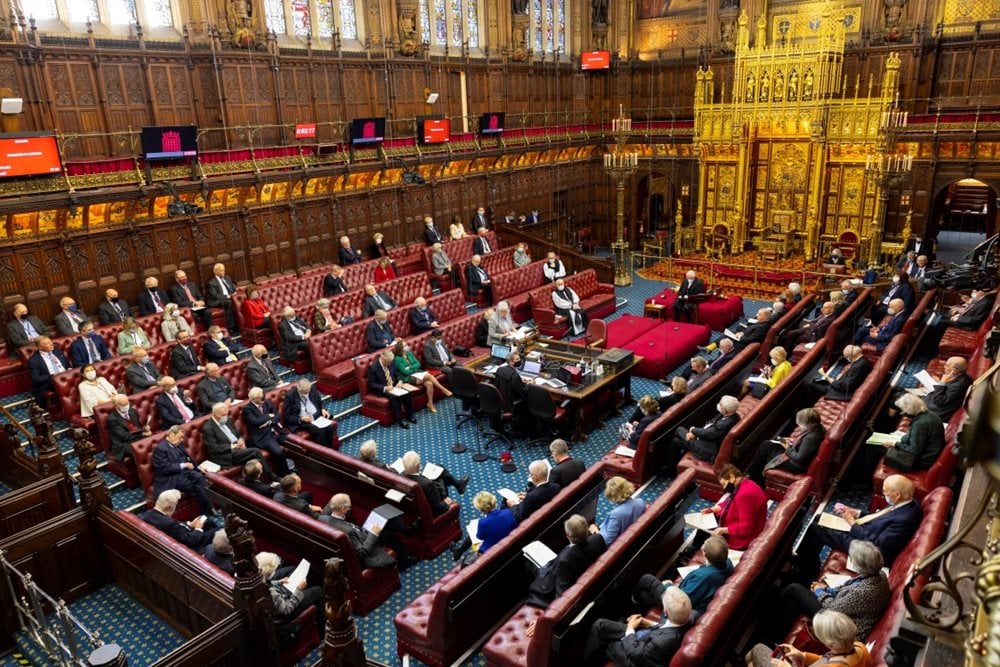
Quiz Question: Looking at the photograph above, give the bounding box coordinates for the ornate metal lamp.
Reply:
[604,105,639,287]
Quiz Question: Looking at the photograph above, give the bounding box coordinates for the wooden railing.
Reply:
[497,221,613,284]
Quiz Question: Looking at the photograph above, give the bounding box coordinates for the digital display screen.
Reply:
[480,112,505,135]
[0,134,62,178]
[141,125,198,160]
[581,51,611,70]
[295,123,317,139]
[350,117,386,145]
[420,117,450,144]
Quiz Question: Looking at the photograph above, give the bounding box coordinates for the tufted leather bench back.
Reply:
[308,320,369,375]
[492,261,548,321]
[421,232,497,274]
[757,293,816,365]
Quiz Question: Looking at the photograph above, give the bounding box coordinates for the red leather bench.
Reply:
[491,261,548,322]
[608,319,711,379]
[938,290,1000,358]
[646,289,744,332]
[756,293,817,365]
[528,270,616,338]
[355,352,436,426]
[482,470,698,667]
[861,289,936,362]
[393,465,606,666]
[790,288,873,365]
[601,343,761,485]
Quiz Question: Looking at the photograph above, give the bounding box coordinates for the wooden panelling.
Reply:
[0,475,74,540]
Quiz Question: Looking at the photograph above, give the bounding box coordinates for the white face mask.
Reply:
[218,416,228,424]
[884,493,895,506]
[213,333,223,340]
[892,276,900,284]
[842,289,851,296]
[84,370,97,381]
[167,386,178,395]
[716,403,722,413]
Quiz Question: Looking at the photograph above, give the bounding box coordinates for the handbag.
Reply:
[453,346,471,357]
[885,446,916,471]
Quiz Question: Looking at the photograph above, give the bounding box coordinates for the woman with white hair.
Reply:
[160,302,194,342]
[747,610,871,667]
[255,551,325,645]
[881,393,946,472]
[312,298,343,333]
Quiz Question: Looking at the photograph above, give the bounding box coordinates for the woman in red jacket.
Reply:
[240,283,272,329]
[373,256,397,283]
[700,463,767,550]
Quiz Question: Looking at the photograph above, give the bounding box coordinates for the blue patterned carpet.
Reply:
[0,269,925,666]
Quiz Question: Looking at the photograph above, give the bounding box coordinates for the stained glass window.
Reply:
[67,0,101,23]
[30,0,59,20]
[557,0,565,51]
[450,0,462,47]
[433,0,447,45]
[264,0,286,35]
[143,0,173,27]
[290,0,311,37]
[545,0,554,51]
[316,0,334,38]
[529,0,564,54]
[106,0,138,24]
[466,0,479,47]
[419,1,431,44]
[339,0,357,39]
[417,0,482,51]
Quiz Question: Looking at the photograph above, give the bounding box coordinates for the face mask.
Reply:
[67,304,77,312]
[842,289,851,296]
[167,386,178,394]
[251,292,259,299]
[178,279,187,285]
[213,333,223,340]
[716,403,722,413]
[84,370,97,380]
[892,276,900,284]
[111,297,119,303]
[139,358,149,365]
[118,406,130,415]
[883,493,894,506]
[771,358,779,366]
[219,416,228,424]
[723,481,736,494]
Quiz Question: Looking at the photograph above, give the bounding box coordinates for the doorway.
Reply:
[928,178,997,264]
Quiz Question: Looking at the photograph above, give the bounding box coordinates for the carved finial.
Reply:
[321,558,367,666]
[226,513,259,580]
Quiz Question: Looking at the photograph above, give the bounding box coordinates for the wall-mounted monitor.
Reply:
[141,125,198,160]
[581,51,611,71]
[294,123,317,139]
[350,117,386,145]
[0,133,63,178]
[480,112,505,135]
[419,117,450,144]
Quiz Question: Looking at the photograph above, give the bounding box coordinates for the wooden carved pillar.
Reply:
[28,403,68,483]
[806,133,827,261]
[320,558,366,666]
[227,513,281,665]
[71,428,111,515]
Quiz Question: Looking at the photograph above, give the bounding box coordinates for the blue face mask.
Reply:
[68,304,78,312]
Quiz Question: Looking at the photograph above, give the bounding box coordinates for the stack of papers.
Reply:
[283,559,310,592]
[466,519,483,546]
[313,416,333,429]
[384,488,405,502]
[823,574,853,587]
[614,446,636,458]
[914,370,939,388]
[523,540,558,568]
[677,564,700,579]
[684,511,718,532]
[817,512,852,532]
[498,488,519,505]
[198,460,221,473]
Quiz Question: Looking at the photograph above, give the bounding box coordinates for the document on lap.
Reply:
[523,540,558,569]
[312,416,333,429]
[362,503,404,534]
[817,512,852,532]
[497,488,519,505]
[283,559,310,592]
[684,511,718,532]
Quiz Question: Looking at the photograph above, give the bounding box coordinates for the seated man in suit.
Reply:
[69,320,111,367]
[871,273,915,324]
[472,226,493,255]
[356,438,390,469]
[242,386,290,476]
[780,300,836,350]
[27,336,70,405]
[96,289,131,326]
[853,298,906,351]
[320,493,414,569]
[204,529,235,574]
[726,307,774,350]
[423,215,444,245]
[943,288,992,330]
[155,376,200,429]
[827,248,846,265]
[365,309,396,353]
[506,460,560,522]
[240,459,278,498]
[409,296,439,333]
[7,303,48,351]
[362,283,397,318]
[803,345,872,405]
[138,276,173,316]
[465,254,493,302]
[201,402,265,470]
[368,349,417,429]
[583,585,693,667]
[322,265,348,297]
[673,270,706,322]
[883,355,972,427]
[205,263,239,334]
[795,475,921,582]
[338,235,363,266]
[277,306,312,360]
[54,296,90,336]
[707,338,736,375]
[665,395,741,474]
[246,344,281,389]
[493,350,529,424]
[282,378,335,447]
[632,536,733,615]
[401,450,468,516]
[471,206,490,232]
[547,439,585,488]
[151,424,213,516]
[273,473,322,517]
[140,489,217,554]
[422,328,457,377]
[196,363,235,412]
[526,514,607,608]
[685,356,711,391]
[203,325,238,365]
[106,394,151,461]
[170,330,204,378]
[170,269,213,330]
[125,346,162,391]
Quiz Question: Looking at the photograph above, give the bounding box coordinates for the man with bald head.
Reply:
[804,344,872,404]
[242,386,290,476]
[727,307,774,351]
[277,306,311,360]
[106,393,151,461]
[319,493,400,569]
[97,288,130,325]
[7,303,47,350]
[155,375,200,428]
[54,296,89,336]
[465,254,492,302]
[138,276,173,316]
[409,296,439,333]
[796,474,920,581]
[780,300,836,349]
[196,363,235,412]
[246,344,280,389]
[125,346,162,391]
[894,355,972,423]
[27,335,69,404]
[170,269,213,329]
[201,402,264,469]
[205,263,239,333]
[853,297,907,350]
[673,270,705,322]
[362,283,397,318]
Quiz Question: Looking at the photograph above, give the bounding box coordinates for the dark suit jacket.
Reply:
[69,334,111,366]
[151,438,198,495]
[106,407,145,460]
[126,360,162,391]
[97,299,131,325]
[170,343,202,378]
[362,292,397,318]
[155,391,199,429]
[277,317,311,360]
[823,357,873,401]
[321,515,395,568]
[471,213,489,231]
[274,491,318,517]
[895,410,946,471]
[869,311,906,349]
[629,413,659,448]
[768,428,825,473]
[196,376,235,412]
[513,482,560,522]
[7,316,48,349]
[202,418,246,467]
[548,458,585,488]
[282,387,325,429]
[615,621,691,667]
[473,236,493,255]
[423,226,444,245]
[422,339,455,368]
[28,349,71,395]
[465,263,491,296]
[408,472,450,515]
[203,338,237,365]
[240,476,276,498]
[338,246,362,266]
[526,533,606,607]
[708,350,736,375]
[409,306,437,333]
[246,357,280,389]
[924,373,972,422]
[676,278,705,300]
[243,400,284,447]
[494,365,527,410]
[803,313,836,342]
[367,359,402,396]
[169,282,205,308]
[140,509,215,552]
[365,320,396,353]
[735,320,772,349]
[54,310,90,337]
[205,276,237,307]
[688,413,740,461]
[848,501,922,566]
[954,297,992,330]
[204,544,235,574]
[322,274,348,297]
[138,288,173,315]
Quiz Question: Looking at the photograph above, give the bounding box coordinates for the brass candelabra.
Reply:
[604,105,639,287]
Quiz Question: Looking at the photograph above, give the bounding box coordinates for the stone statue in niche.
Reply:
[773,71,784,101]
[745,73,756,103]
[802,69,814,100]
[759,73,770,102]
[225,0,255,47]
[787,69,798,101]
[719,13,737,53]
[512,0,529,15]
[592,0,608,25]
[883,0,906,41]
[397,3,419,56]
